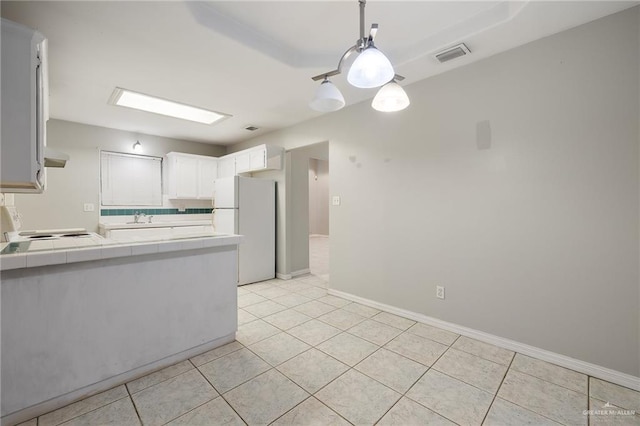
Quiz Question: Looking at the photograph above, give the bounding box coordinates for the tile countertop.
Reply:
[0,233,242,271]
[98,219,213,230]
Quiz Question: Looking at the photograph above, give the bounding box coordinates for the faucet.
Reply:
[133,212,146,223]
[148,215,153,223]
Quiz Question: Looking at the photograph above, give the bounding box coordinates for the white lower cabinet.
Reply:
[108,227,173,241]
[103,224,214,242]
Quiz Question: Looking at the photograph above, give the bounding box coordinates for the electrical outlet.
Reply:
[332,196,341,206]
[83,203,95,212]
[436,286,445,299]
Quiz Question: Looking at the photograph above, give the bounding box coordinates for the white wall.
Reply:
[12,120,225,232]
[309,158,329,235]
[229,8,640,376]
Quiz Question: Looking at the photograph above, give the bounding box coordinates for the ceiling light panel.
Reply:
[109,88,231,125]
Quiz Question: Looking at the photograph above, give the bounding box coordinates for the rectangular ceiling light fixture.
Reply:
[109,87,230,124]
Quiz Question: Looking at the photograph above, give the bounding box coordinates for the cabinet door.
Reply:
[109,227,172,242]
[217,157,235,178]
[235,152,250,174]
[172,225,206,237]
[175,156,198,198]
[197,158,217,199]
[249,149,266,171]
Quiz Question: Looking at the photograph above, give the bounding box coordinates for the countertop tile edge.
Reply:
[1,235,242,271]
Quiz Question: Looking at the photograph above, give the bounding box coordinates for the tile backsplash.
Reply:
[101,208,213,216]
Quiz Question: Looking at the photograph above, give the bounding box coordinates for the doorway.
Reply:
[308,158,329,279]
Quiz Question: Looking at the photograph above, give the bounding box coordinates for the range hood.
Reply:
[44,147,69,168]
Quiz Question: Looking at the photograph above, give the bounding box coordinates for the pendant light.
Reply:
[371,80,410,112]
[347,46,395,89]
[309,78,346,112]
[310,0,409,112]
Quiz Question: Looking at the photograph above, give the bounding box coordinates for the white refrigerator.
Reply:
[213,176,276,285]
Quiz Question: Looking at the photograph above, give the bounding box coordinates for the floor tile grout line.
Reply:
[508,366,589,396]
[158,395,219,425]
[195,364,250,426]
[244,335,313,368]
[587,374,591,424]
[479,351,516,425]
[38,392,132,426]
[194,347,272,395]
[448,337,514,367]
[262,314,315,331]
[61,396,137,426]
[389,331,466,426]
[124,382,145,426]
[227,367,311,425]
[370,393,404,425]
[129,362,201,395]
[191,342,246,368]
[279,395,356,426]
[517,352,594,378]
[350,346,426,396]
[491,356,589,425]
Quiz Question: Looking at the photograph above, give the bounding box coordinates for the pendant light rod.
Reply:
[312,68,404,83]
[359,0,366,42]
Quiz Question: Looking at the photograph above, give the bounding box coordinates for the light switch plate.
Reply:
[332,196,341,206]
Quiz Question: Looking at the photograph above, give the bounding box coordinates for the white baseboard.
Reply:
[328,289,640,392]
[2,333,236,426]
[276,269,310,280]
[276,272,292,280]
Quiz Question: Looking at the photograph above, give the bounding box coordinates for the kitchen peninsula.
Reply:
[0,233,241,425]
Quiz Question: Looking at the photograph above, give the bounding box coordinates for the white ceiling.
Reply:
[2,1,637,146]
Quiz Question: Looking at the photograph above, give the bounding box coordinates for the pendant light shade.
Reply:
[372,80,410,112]
[347,46,395,89]
[309,79,345,112]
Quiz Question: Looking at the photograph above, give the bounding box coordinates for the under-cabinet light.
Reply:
[109,87,230,124]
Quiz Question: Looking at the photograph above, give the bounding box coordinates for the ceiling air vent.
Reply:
[434,43,471,63]
[245,126,259,131]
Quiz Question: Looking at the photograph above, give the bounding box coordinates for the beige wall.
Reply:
[229,8,640,375]
[309,158,329,236]
[13,120,225,232]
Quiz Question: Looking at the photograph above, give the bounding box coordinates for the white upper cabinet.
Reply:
[235,151,251,174]
[219,145,283,176]
[1,19,48,193]
[217,156,236,179]
[197,157,218,199]
[249,148,266,170]
[166,145,283,198]
[166,152,217,200]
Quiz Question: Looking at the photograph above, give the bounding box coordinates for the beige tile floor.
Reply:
[309,235,329,280]
[18,276,640,425]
